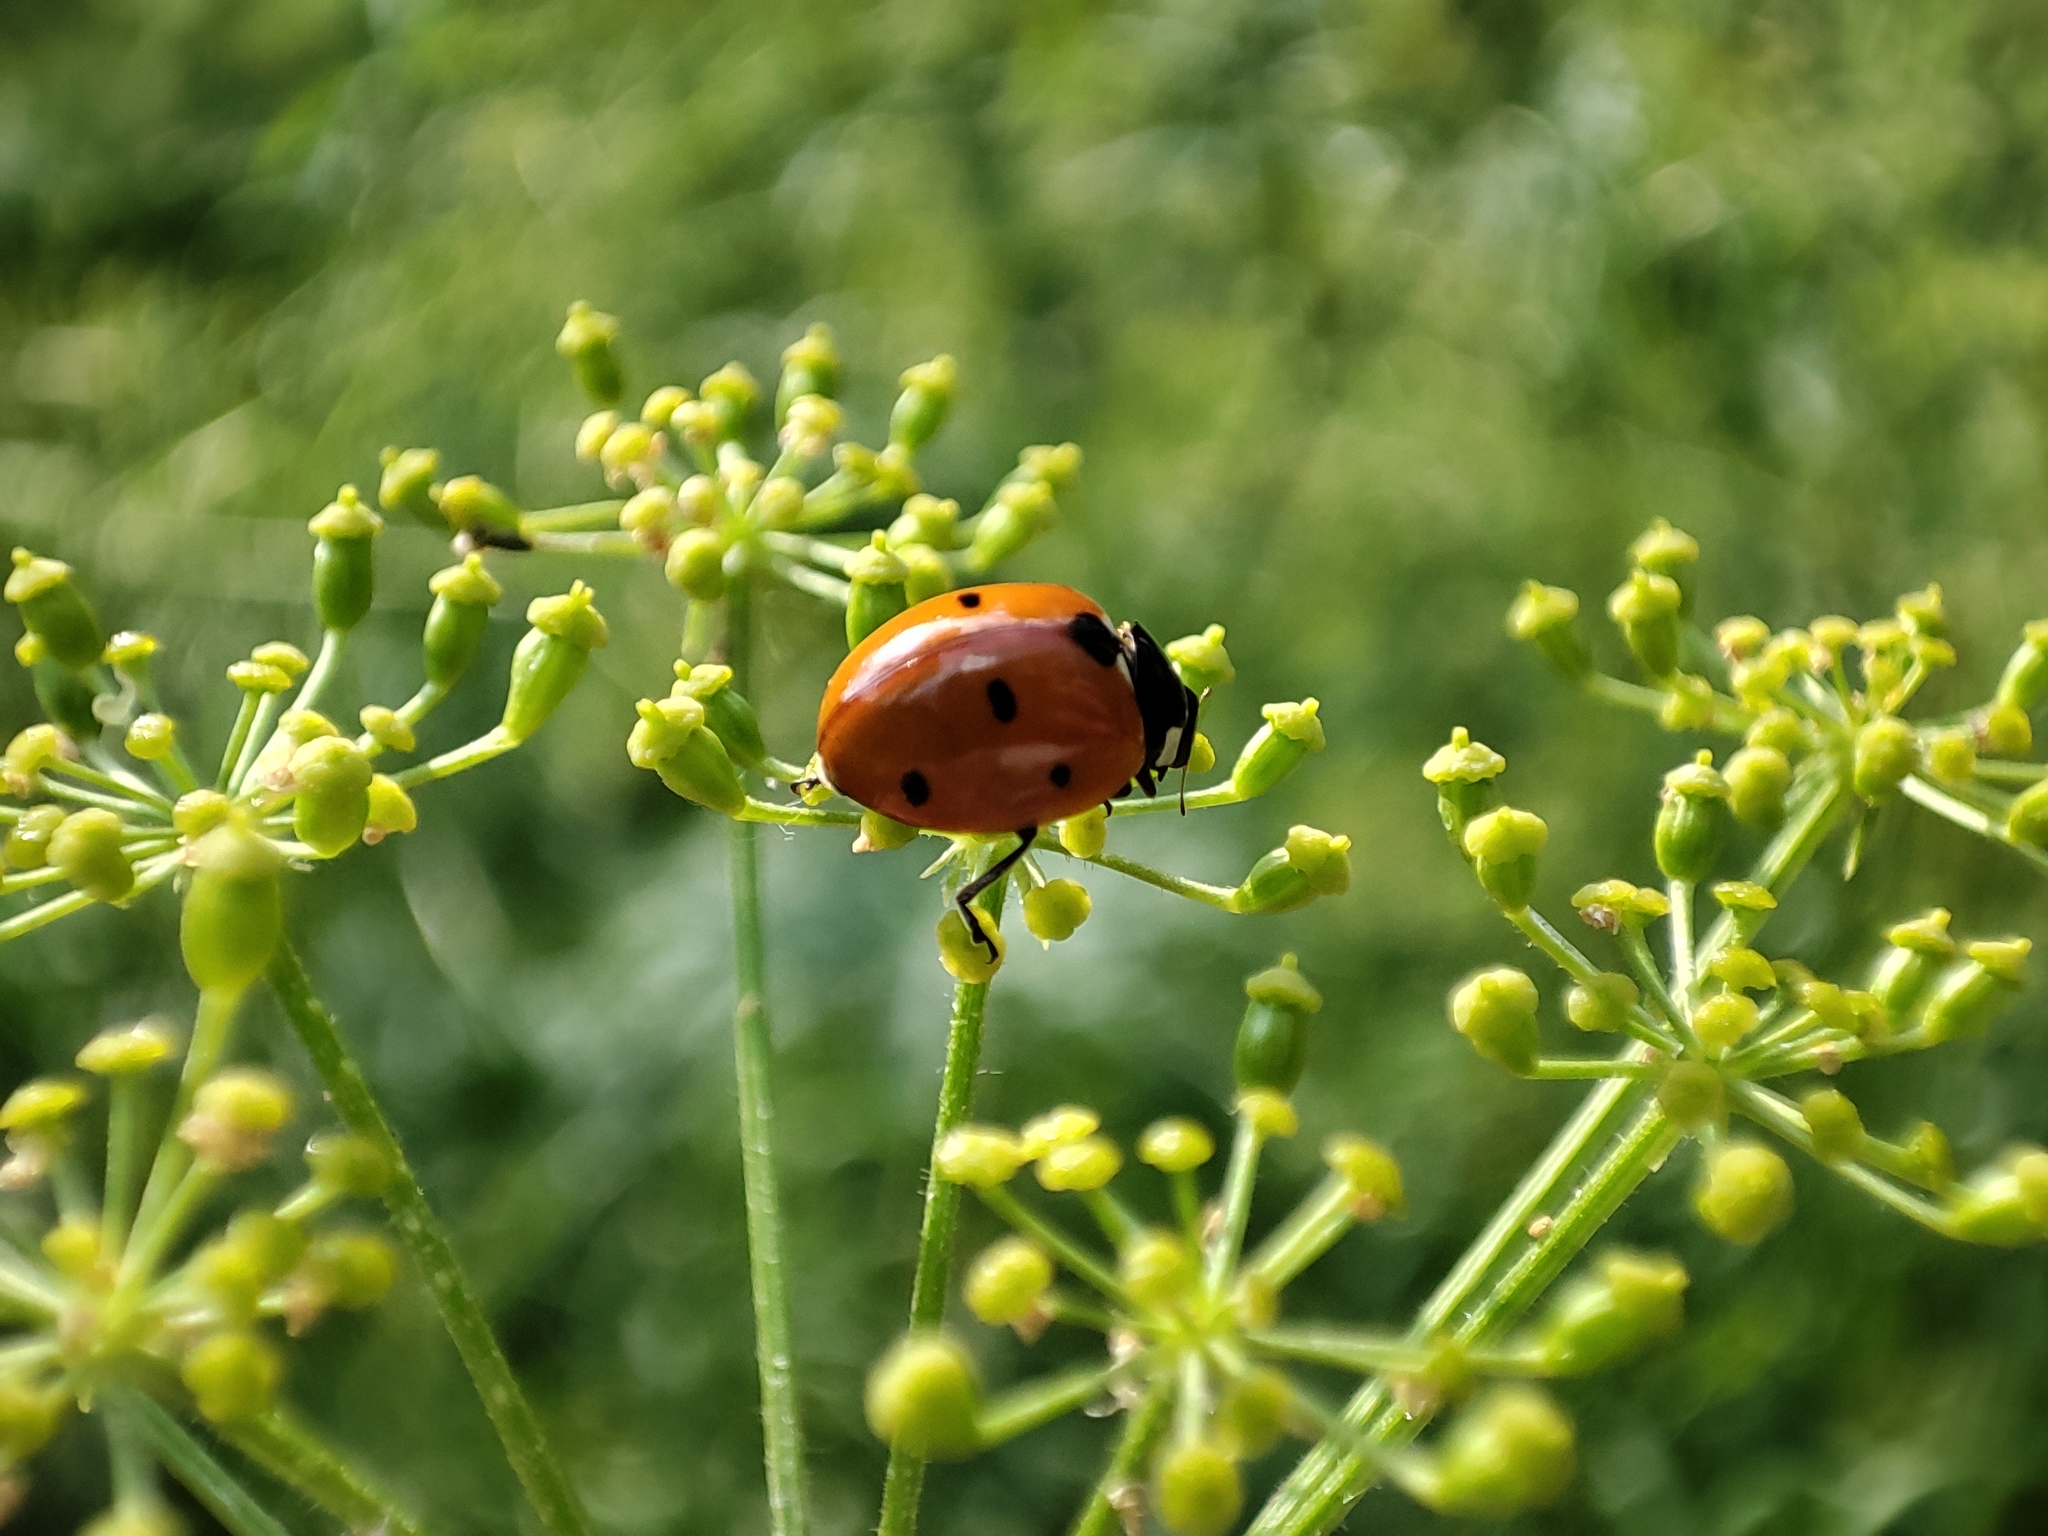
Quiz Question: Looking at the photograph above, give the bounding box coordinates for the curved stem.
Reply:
[1070,1376,1175,1536]
[220,1408,428,1536]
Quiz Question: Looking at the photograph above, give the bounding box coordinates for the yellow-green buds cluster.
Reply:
[1655,752,1729,882]
[422,554,503,690]
[1450,966,1540,1075]
[865,1332,981,1460]
[1692,1141,1794,1244]
[307,487,383,634]
[1536,1250,1688,1375]
[1232,954,1322,1094]
[1231,699,1325,800]
[1607,568,1683,677]
[502,584,608,743]
[1507,582,1589,679]
[180,1069,294,1173]
[627,693,747,816]
[1461,805,1546,910]
[890,355,957,452]
[6,548,101,670]
[1234,825,1351,914]
[556,301,624,406]
[180,818,285,995]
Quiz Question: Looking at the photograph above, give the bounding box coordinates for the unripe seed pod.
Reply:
[1234,954,1323,1094]
[888,494,963,553]
[1607,569,1682,677]
[1920,938,2030,1042]
[777,323,840,418]
[5,803,65,871]
[1693,1141,1794,1245]
[1427,1386,1576,1519]
[699,361,760,439]
[1800,1089,1863,1163]
[1538,1249,1688,1374]
[1036,1135,1121,1192]
[1166,625,1234,693]
[556,300,623,406]
[49,808,133,902]
[1461,806,1546,910]
[628,696,747,816]
[1235,825,1352,914]
[1694,991,1759,1052]
[434,475,522,540]
[847,536,910,648]
[6,548,102,670]
[1656,1061,1725,1130]
[890,355,958,450]
[289,736,373,858]
[1119,1229,1194,1309]
[2007,779,2048,849]
[1137,1118,1215,1173]
[671,663,767,771]
[306,487,383,634]
[936,907,1004,983]
[1506,582,1589,679]
[502,584,608,743]
[864,1332,980,1460]
[1995,619,2048,712]
[123,712,176,763]
[1725,745,1791,829]
[1450,967,1540,1076]
[1057,805,1107,860]
[1655,754,1729,882]
[1023,879,1091,943]
[665,528,728,601]
[1867,908,1953,1017]
[180,819,285,994]
[1852,716,1919,800]
[966,480,1053,570]
[965,1236,1052,1327]
[933,1126,1028,1187]
[378,445,442,527]
[1323,1133,1405,1218]
[1155,1442,1243,1536]
[1231,699,1326,799]
[421,554,503,690]
[182,1330,282,1423]
[899,544,952,605]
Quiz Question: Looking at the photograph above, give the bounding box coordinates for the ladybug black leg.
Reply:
[955,826,1037,960]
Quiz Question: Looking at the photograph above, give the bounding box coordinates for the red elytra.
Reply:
[816,583,1196,835]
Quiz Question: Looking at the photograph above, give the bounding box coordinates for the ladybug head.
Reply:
[1123,622,1201,796]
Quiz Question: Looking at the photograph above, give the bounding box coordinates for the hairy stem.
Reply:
[115,1388,293,1536]
[221,1408,427,1536]
[1070,1376,1176,1536]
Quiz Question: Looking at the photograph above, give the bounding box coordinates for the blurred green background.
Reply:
[6,0,2048,1531]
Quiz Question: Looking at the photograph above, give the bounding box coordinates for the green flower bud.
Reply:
[937,907,1005,983]
[1450,967,1540,1076]
[1949,1152,2048,1246]
[1538,1249,1688,1374]
[1569,879,1669,932]
[890,355,957,451]
[304,1131,395,1200]
[964,1237,1052,1327]
[77,1017,176,1076]
[934,1126,1028,1187]
[667,663,769,771]
[778,323,840,418]
[288,736,373,858]
[371,447,440,530]
[1235,825,1352,914]
[1137,1118,1215,1173]
[1655,753,1729,882]
[1036,1135,1121,1192]
[4,803,65,870]
[865,1332,980,1460]
[352,709,410,757]
[172,789,232,839]
[1607,569,1682,677]
[122,712,176,763]
[1220,1369,1293,1461]
[2007,779,2048,849]
[1323,1132,1406,1218]
[299,1230,399,1310]
[1655,1061,1725,1130]
[182,1330,282,1423]
[227,659,292,696]
[1799,1089,1863,1163]
[1896,1120,1954,1191]
[1155,1442,1242,1536]
[1426,1386,1575,1519]
[888,494,963,553]
[181,1068,293,1172]
[575,411,619,463]
[1234,954,1323,1094]
[618,487,676,541]
[1232,699,1326,799]
[1995,620,2048,712]
[628,695,748,817]
[1506,582,1590,679]
[1852,716,1919,800]
[966,479,1054,570]
[0,1077,88,1132]
[1692,1141,1794,1245]
[847,534,910,648]
[699,361,760,439]
[1564,972,1638,1034]
[556,301,623,405]
[778,389,844,460]
[434,475,522,541]
[1058,805,1108,860]
[1716,616,1771,660]
[1022,879,1091,944]
[0,1380,68,1462]
[1461,805,1546,910]
[1166,625,1234,693]
[1866,908,1953,1016]
[898,544,952,606]
[1706,947,1774,994]
[1630,517,1699,593]
[665,528,729,601]
[1695,991,1759,1053]
[745,476,800,531]
[598,420,657,489]
[181,819,284,994]
[363,775,417,843]
[4,722,66,794]
[1725,745,1792,829]
[1119,1229,1194,1310]
[6,548,102,670]
[306,487,383,634]
[1236,1088,1298,1140]
[639,384,689,431]
[49,808,133,902]
[501,584,608,743]
[42,1216,101,1279]
[1020,1105,1098,1157]
[1984,700,2034,757]
[1920,938,2030,1042]
[1925,728,1974,784]
[855,810,918,853]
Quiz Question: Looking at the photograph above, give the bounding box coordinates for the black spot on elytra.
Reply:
[987,678,1018,723]
[900,770,930,807]
[959,591,982,608]
[1050,763,1072,788]
[1066,611,1121,666]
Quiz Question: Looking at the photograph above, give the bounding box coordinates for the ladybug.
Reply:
[816,582,1200,946]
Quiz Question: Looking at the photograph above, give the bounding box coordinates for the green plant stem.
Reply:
[876,882,1008,1536]
[1504,907,1677,1052]
[1070,1376,1176,1536]
[1203,1116,1263,1295]
[216,690,263,790]
[519,500,627,533]
[977,1364,1122,1447]
[125,985,245,1274]
[1247,1326,1433,1376]
[0,850,181,943]
[1667,879,1696,1001]
[1730,1082,1955,1234]
[1529,1057,1661,1080]
[102,1075,142,1256]
[976,1186,1125,1299]
[265,943,591,1536]
[389,726,517,789]
[221,1408,427,1536]
[1245,1177,1353,1289]
[1081,848,1239,909]
[115,1388,295,1536]
[526,530,643,557]
[725,575,812,1536]
[1901,774,2048,874]
[766,554,851,605]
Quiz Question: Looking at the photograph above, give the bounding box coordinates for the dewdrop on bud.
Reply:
[1058,805,1108,859]
[306,487,383,634]
[846,535,910,648]
[378,446,442,526]
[49,808,133,903]
[1231,699,1325,799]
[665,528,728,601]
[1234,954,1322,1095]
[1920,938,2030,1043]
[1423,1387,1576,1519]
[1655,753,1729,883]
[1565,973,1638,1033]
[182,1331,282,1424]
[6,548,102,670]
[1608,569,1682,677]
[1166,625,1234,692]
[502,584,608,743]
[422,555,503,690]
[965,1237,1052,1327]
[1023,879,1091,944]
[1235,825,1352,914]
[1800,1089,1864,1163]
[864,1333,980,1460]
[180,819,284,994]
[1138,1119,1215,1173]
[1692,1141,1794,1245]
[1506,582,1589,679]
[1324,1133,1405,1218]
[1119,1230,1194,1309]
[1852,716,1920,800]
[181,1069,293,1173]
[890,355,958,451]
[1037,1135,1121,1192]
[1155,1443,1243,1536]
[1725,745,1792,828]
[1461,806,1546,910]
[556,301,623,406]
[933,1126,1028,1187]
[1537,1250,1688,1375]
[1450,967,1540,1076]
